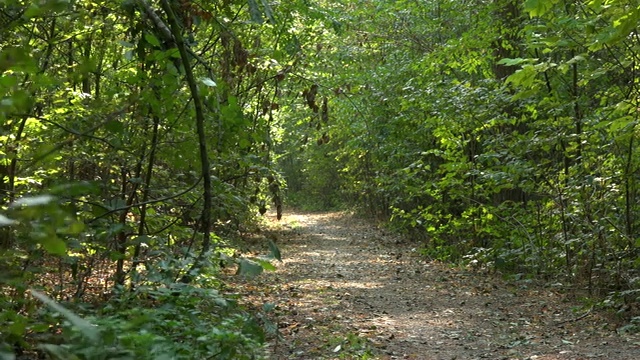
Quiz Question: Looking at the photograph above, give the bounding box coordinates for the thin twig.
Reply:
[554,306,593,326]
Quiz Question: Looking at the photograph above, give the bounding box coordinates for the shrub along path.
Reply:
[234,211,640,359]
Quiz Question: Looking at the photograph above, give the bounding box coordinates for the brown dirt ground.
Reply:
[230,211,640,360]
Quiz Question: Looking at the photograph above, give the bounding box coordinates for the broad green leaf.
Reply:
[247,0,263,23]
[105,119,124,134]
[23,0,70,19]
[566,54,586,65]
[260,0,275,23]
[268,239,282,261]
[524,0,559,17]
[91,204,107,218]
[505,65,537,88]
[0,75,18,87]
[588,0,603,10]
[255,258,276,271]
[6,313,27,336]
[107,198,126,211]
[131,235,150,245]
[118,40,134,48]
[30,290,100,342]
[144,33,161,48]
[331,18,343,34]
[38,344,80,360]
[236,258,263,277]
[497,58,531,66]
[284,36,301,55]
[108,251,125,261]
[272,50,285,62]
[23,4,43,19]
[239,137,251,149]
[41,236,67,255]
[166,48,180,58]
[221,96,245,126]
[57,221,85,236]
[612,10,640,42]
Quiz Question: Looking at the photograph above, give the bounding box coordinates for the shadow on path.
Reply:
[248,211,640,360]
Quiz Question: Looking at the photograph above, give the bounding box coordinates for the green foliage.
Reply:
[328,332,374,359]
[1,0,305,357]
[0,192,275,359]
[5,0,640,354]
[271,0,640,315]
[30,286,265,360]
[524,0,559,17]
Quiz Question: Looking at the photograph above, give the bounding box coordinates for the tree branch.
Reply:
[136,0,215,77]
[158,0,214,283]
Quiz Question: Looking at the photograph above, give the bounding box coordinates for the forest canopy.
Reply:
[2,0,640,358]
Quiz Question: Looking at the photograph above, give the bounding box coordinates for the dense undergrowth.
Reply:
[1,193,276,360]
[1,0,299,358]
[0,195,271,360]
[4,0,640,357]
[5,284,266,360]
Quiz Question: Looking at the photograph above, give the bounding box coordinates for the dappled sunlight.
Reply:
[292,278,385,291]
[252,211,640,359]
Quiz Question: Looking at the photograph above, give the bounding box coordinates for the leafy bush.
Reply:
[0,192,275,360]
[26,285,266,360]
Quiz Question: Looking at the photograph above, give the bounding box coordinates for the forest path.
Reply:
[240,211,640,359]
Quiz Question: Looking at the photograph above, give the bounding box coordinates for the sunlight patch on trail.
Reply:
[258,210,640,359]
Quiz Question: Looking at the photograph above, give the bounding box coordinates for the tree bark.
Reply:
[156,0,214,282]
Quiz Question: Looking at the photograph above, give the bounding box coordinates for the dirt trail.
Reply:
[240,211,640,359]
